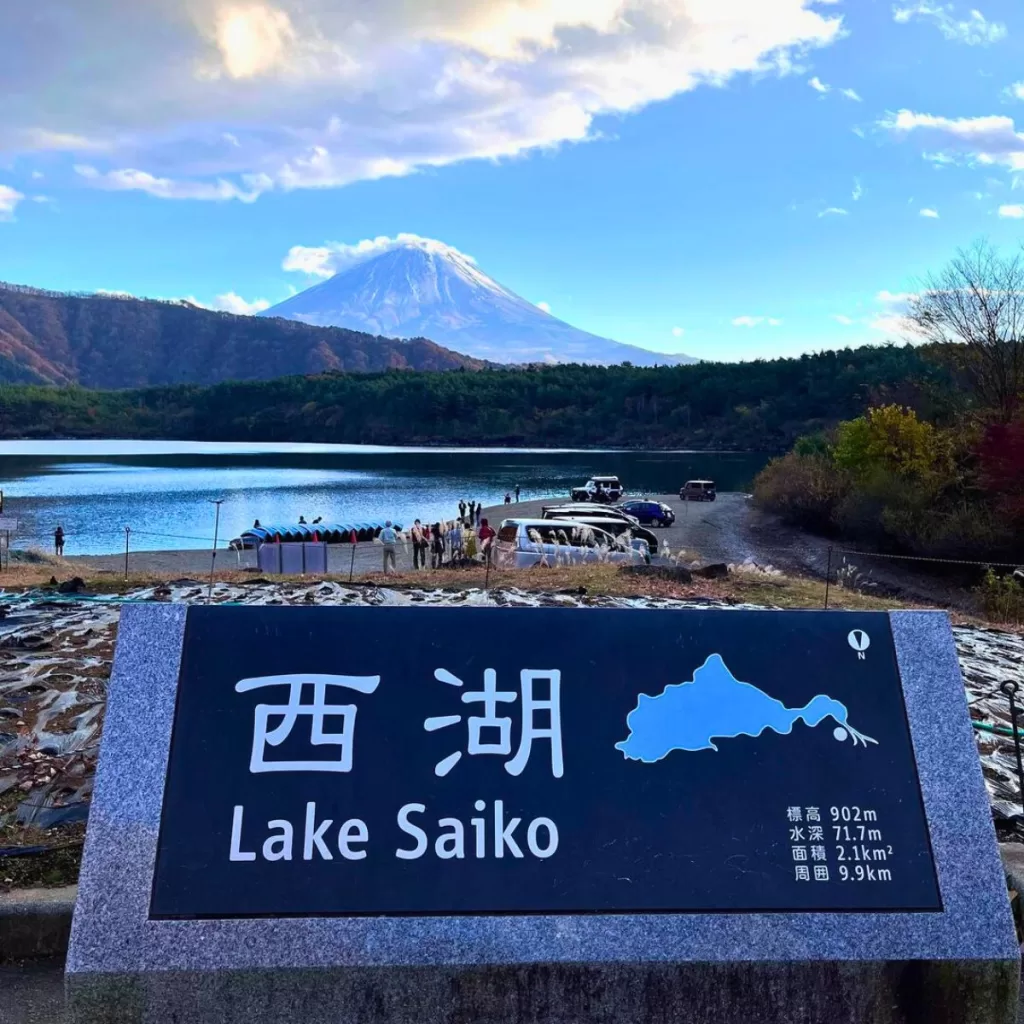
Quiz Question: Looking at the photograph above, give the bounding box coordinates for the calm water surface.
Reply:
[0,441,770,555]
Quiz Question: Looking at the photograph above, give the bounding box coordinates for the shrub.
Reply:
[976,569,1024,624]
[793,432,831,457]
[752,452,846,531]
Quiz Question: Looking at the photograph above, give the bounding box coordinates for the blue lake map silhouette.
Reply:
[616,654,877,762]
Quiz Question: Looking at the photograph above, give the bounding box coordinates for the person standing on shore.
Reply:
[459,499,466,522]
[449,520,464,562]
[515,484,520,502]
[54,525,65,557]
[478,518,495,565]
[467,500,476,525]
[475,502,482,526]
[411,519,426,569]
[380,520,398,575]
[431,522,445,568]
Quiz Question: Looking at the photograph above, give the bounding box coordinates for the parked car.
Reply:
[541,504,640,527]
[494,519,647,568]
[616,499,676,527]
[569,476,624,502]
[560,515,659,555]
[679,479,717,502]
[539,509,658,554]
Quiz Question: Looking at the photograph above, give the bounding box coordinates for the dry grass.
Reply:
[0,556,995,623]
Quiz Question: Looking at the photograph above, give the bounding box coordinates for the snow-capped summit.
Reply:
[263,239,693,366]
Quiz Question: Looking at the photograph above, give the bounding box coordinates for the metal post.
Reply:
[124,527,131,581]
[824,545,833,610]
[1002,681,1024,818]
[207,499,224,605]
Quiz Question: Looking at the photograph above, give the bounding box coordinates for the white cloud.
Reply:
[861,289,920,337]
[212,4,296,79]
[818,206,848,217]
[537,301,551,313]
[920,207,940,217]
[999,204,1024,218]
[877,289,918,306]
[210,291,272,315]
[20,128,108,151]
[0,185,25,221]
[808,76,860,100]
[870,312,915,335]
[671,326,685,337]
[732,316,782,327]
[892,3,1007,45]
[1008,83,1024,102]
[95,289,135,298]
[74,165,270,202]
[852,178,863,200]
[30,170,44,181]
[283,233,474,278]
[1,0,845,201]
[880,109,1024,171]
[832,314,855,325]
[184,291,272,314]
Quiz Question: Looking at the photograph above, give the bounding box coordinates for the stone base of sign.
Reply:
[67,961,1018,1024]
[66,606,1021,1024]
[0,886,76,964]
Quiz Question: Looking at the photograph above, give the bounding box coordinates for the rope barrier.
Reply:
[123,529,217,543]
[834,547,1022,570]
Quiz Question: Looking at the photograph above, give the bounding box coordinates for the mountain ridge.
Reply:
[265,242,694,367]
[0,282,483,387]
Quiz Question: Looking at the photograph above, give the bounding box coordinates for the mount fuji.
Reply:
[263,241,693,367]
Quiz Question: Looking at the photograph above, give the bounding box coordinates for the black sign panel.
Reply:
[150,607,941,918]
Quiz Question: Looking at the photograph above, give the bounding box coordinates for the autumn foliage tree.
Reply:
[832,405,944,482]
[978,420,1024,525]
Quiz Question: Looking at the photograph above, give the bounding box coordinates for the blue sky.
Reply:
[3,0,1024,361]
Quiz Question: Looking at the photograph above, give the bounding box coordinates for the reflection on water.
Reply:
[0,441,770,555]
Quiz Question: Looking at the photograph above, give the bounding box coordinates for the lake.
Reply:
[0,441,771,555]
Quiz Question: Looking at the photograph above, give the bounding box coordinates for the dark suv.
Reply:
[617,499,676,527]
[679,479,717,502]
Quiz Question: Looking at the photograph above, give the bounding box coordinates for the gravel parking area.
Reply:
[482,493,757,567]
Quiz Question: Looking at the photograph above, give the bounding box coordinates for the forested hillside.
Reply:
[0,344,952,449]
[0,282,482,387]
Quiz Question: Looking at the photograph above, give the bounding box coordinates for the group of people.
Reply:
[378,511,497,575]
[457,499,484,525]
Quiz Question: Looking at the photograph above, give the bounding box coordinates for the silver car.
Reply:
[494,519,648,568]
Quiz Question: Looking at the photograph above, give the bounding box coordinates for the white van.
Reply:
[495,519,647,568]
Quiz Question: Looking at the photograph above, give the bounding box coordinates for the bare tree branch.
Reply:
[907,240,1024,422]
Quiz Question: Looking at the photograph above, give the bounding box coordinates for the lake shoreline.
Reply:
[0,447,771,555]
[0,438,775,455]
[40,493,988,618]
